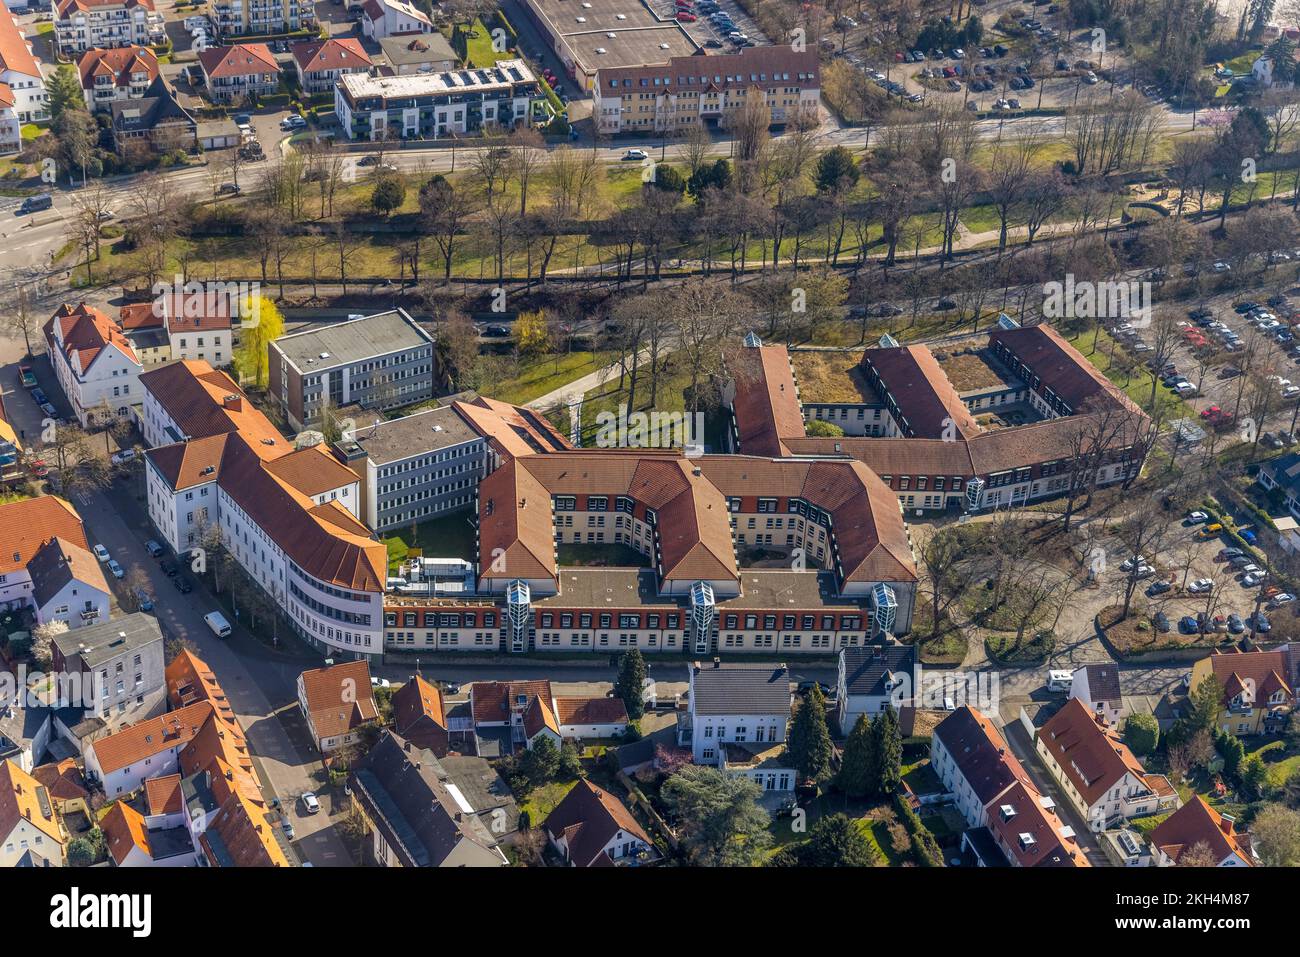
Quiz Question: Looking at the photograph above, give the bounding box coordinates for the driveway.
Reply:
[75,477,353,866]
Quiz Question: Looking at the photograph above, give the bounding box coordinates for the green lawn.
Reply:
[520,780,577,825]
[383,510,478,572]
[556,542,650,567]
[459,19,508,68]
[495,350,598,407]
[1246,736,1300,788]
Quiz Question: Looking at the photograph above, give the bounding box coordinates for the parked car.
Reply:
[300,792,321,814]
[1227,614,1245,634]
[1153,611,1171,632]
[622,149,648,161]
[145,540,164,558]
[93,544,110,562]
[173,575,193,593]
[110,448,136,466]
[1187,578,1213,593]
[107,559,124,580]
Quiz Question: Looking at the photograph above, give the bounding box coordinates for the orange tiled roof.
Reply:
[299,660,378,740]
[144,773,183,816]
[0,760,63,846]
[90,701,215,775]
[1150,796,1253,866]
[0,496,88,576]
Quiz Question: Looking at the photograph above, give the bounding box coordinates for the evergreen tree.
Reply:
[870,707,903,796]
[615,648,648,719]
[518,735,561,790]
[46,65,86,123]
[788,686,834,782]
[1188,675,1224,733]
[837,714,876,798]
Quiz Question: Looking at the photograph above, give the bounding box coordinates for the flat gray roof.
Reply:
[339,405,481,465]
[272,309,433,373]
[525,0,698,73]
[53,613,162,668]
[378,32,457,67]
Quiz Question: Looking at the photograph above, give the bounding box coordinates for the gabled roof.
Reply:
[729,342,803,456]
[1205,648,1293,708]
[144,773,183,816]
[291,36,370,73]
[987,780,1088,867]
[862,345,981,440]
[554,696,629,726]
[1037,698,1153,807]
[690,661,790,717]
[391,675,448,752]
[471,680,553,725]
[0,760,63,846]
[199,792,288,867]
[45,302,140,374]
[101,800,149,865]
[1080,663,1122,703]
[298,660,378,740]
[57,0,155,17]
[1150,796,1253,866]
[523,695,559,740]
[90,701,215,775]
[0,496,88,576]
[32,759,88,805]
[932,706,1032,808]
[990,324,1144,417]
[26,536,107,608]
[198,43,278,80]
[0,11,41,80]
[543,779,652,867]
[452,396,572,459]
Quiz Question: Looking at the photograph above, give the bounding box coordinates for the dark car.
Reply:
[1153,611,1171,632]
[704,38,723,48]
[145,539,164,558]
[1178,616,1198,634]
[936,297,957,310]
[870,303,903,317]
[173,576,193,594]
[160,560,178,577]
[1249,613,1272,633]
[484,324,511,337]
[1227,614,1245,634]
[1146,580,1172,596]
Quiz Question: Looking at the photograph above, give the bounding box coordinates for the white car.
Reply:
[1285,386,1300,400]
[1239,564,1262,576]
[1186,510,1208,523]
[1174,382,1198,396]
[622,149,648,161]
[1212,261,1232,273]
[370,677,391,689]
[1269,593,1295,606]
[1119,556,1150,572]
[107,559,125,580]
[1187,578,1213,593]
[300,792,321,814]
[93,544,110,563]
[1243,571,1267,587]
[110,448,136,465]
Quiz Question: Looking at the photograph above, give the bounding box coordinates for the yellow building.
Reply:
[1190,648,1294,736]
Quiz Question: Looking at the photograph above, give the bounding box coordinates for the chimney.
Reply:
[222,394,242,412]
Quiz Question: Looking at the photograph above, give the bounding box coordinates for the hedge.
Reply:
[892,792,945,867]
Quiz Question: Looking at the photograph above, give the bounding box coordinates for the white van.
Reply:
[1047,669,1074,693]
[204,611,232,638]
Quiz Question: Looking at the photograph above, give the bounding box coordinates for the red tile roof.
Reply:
[862,345,981,439]
[0,495,88,576]
[31,759,88,804]
[0,11,41,80]
[299,660,378,741]
[471,680,553,725]
[543,779,652,867]
[46,302,140,373]
[101,800,149,865]
[987,780,1089,867]
[144,773,183,815]
[554,696,629,726]
[89,701,215,775]
[198,43,278,81]
[1150,796,1253,866]
[1205,648,1294,709]
[729,343,803,456]
[291,36,370,73]
[1037,698,1155,807]
[199,792,288,867]
[0,760,63,846]
[76,45,158,91]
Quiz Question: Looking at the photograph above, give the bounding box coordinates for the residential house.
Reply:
[835,641,915,734]
[1149,795,1255,867]
[931,707,1090,868]
[1257,452,1300,525]
[209,0,311,37]
[197,793,289,867]
[361,0,432,40]
[77,44,159,111]
[54,0,163,57]
[1190,648,1295,736]
[50,613,166,730]
[25,537,110,631]
[469,679,555,755]
[197,43,280,105]
[296,660,378,753]
[1034,698,1179,831]
[1070,663,1125,727]
[31,760,90,820]
[0,10,47,153]
[83,700,217,796]
[290,37,370,95]
[390,675,449,756]
[43,302,143,426]
[109,75,197,156]
[376,31,457,76]
[0,496,98,619]
[101,795,196,866]
[119,289,234,366]
[543,778,657,867]
[679,660,795,792]
[554,696,628,739]
[348,730,508,867]
[0,759,64,866]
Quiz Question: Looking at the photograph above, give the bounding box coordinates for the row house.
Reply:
[55,0,163,57]
[335,60,544,140]
[0,10,47,152]
[0,496,106,628]
[43,302,143,426]
[931,706,1090,867]
[1034,698,1179,831]
[592,46,821,135]
[117,290,234,368]
[209,0,312,37]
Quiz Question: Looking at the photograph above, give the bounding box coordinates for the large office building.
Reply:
[267,310,436,432]
[593,46,822,135]
[334,60,545,141]
[518,0,697,92]
[140,360,387,661]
